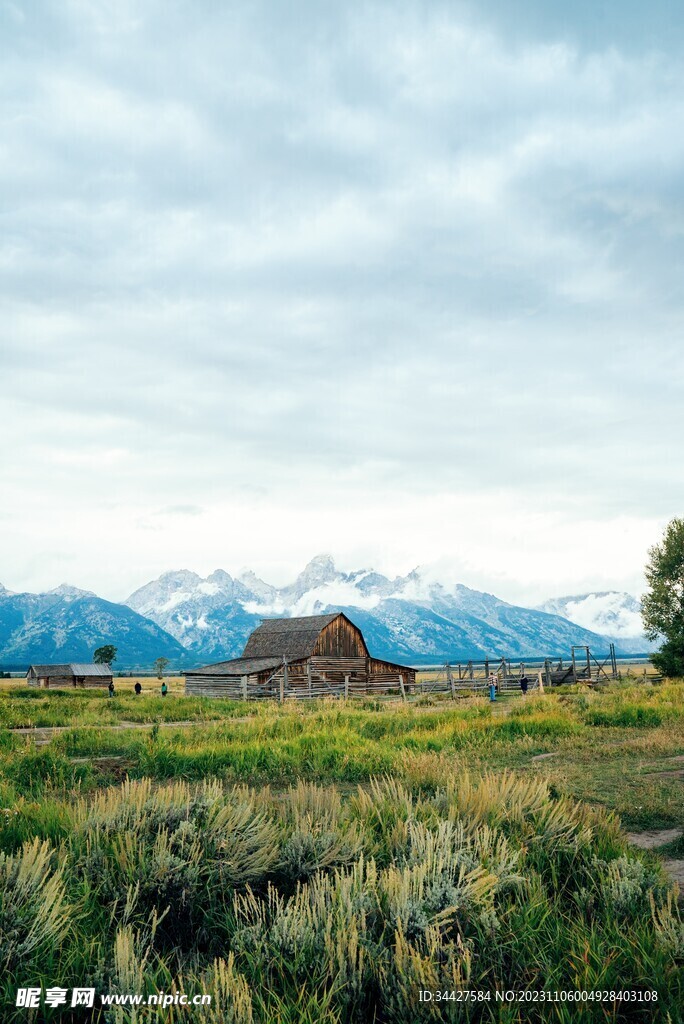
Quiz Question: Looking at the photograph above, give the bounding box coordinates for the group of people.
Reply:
[107,680,168,697]
[488,672,529,702]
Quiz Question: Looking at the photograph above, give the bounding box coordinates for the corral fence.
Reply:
[218,643,651,703]
[414,644,661,700]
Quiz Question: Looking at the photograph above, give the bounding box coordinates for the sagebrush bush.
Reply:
[0,837,71,973]
[0,683,683,1021]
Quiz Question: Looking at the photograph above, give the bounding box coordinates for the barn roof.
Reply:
[26,663,112,677]
[242,613,340,660]
[27,664,73,676]
[186,655,301,677]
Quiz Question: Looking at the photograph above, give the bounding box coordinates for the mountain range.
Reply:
[0,557,650,669]
[0,583,186,668]
[126,555,650,665]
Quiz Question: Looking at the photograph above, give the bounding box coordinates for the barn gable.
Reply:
[242,613,369,661]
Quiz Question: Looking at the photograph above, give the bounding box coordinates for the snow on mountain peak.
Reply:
[297,554,337,584]
[47,583,95,600]
[237,570,277,601]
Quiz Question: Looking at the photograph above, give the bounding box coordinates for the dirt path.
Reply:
[626,828,683,850]
[6,719,242,743]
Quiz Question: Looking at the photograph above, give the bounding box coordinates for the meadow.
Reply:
[0,679,683,1021]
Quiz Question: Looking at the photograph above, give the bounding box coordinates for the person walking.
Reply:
[488,672,497,702]
[134,681,142,695]
[520,674,529,696]
[108,680,115,698]
[161,680,168,697]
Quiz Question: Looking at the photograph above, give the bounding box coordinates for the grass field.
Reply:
[0,679,683,1021]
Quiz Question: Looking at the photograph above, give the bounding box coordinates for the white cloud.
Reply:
[0,1,682,602]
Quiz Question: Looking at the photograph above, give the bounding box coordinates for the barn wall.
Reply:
[185,671,282,699]
[369,658,416,681]
[313,617,368,658]
[44,676,74,689]
[308,655,367,680]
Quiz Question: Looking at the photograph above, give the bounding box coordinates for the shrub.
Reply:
[0,838,70,973]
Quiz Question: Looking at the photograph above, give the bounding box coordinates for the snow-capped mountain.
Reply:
[537,592,653,654]
[0,583,186,667]
[125,555,637,664]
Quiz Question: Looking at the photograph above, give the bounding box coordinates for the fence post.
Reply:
[447,663,456,700]
[544,658,552,689]
[344,674,349,700]
[241,674,248,701]
[399,674,406,701]
[307,661,313,697]
[280,658,287,703]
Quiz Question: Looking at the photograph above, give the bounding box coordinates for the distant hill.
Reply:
[126,554,635,665]
[0,584,187,668]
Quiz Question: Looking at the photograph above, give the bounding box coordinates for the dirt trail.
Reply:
[6,719,241,744]
[627,829,683,850]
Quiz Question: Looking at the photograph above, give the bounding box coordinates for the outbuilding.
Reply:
[26,663,113,688]
[184,612,415,699]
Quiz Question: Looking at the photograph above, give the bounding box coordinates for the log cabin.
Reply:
[26,663,113,688]
[184,612,416,699]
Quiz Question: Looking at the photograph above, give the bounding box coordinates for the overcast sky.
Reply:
[1,0,683,604]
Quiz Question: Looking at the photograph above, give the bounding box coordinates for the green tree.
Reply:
[154,656,170,679]
[642,517,684,677]
[93,645,117,665]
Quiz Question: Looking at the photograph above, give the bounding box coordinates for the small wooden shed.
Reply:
[26,663,113,689]
[185,612,415,699]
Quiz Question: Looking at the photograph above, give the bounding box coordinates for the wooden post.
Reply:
[544,658,552,689]
[399,674,406,701]
[537,671,545,694]
[344,674,349,699]
[484,657,489,680]
[280,658,287,703]
[307,661,312,698]
[571,647,577,684]
[468,661,474,681]
[241,675,248,701]
[447,663,456,700]
[610,643,617,678]
[458,663,462,681]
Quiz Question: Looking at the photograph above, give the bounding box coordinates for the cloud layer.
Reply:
[1,1,682,600]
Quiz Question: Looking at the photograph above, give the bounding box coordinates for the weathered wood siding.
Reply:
[185,673,264,699]
[31,674,73,688]
[313,617,368,658]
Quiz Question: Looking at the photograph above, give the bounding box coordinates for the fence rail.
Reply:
[187,644,659,702]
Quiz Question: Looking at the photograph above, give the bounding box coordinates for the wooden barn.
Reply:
[26,663,113,689]
[184,613,416,700]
